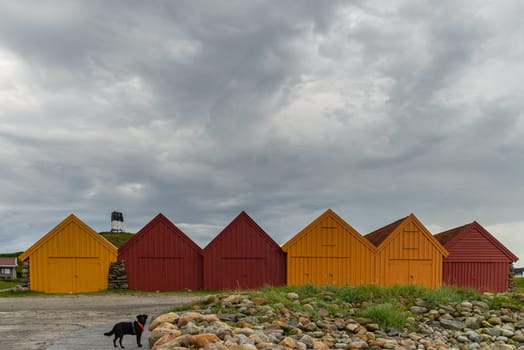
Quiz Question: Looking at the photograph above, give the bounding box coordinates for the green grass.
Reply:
[0,280,19,290]
[514,277,524,291]
[358,303,407,330]
[0,289,45,297]
[203,284,524,330]
[99,232,134,247]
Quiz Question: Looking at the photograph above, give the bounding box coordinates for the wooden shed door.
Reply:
[386,259,432,286]
[223,257,266,289]
[138,257,184,291]
[47,257,101,293]
[410,260,432,286]
[291,257,350,286]
[75,258,102,292]
[48,258,74,293]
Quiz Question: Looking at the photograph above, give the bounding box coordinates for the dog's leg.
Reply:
[119,335,125,349]
[136,332,142,347]
[112,335,118,348]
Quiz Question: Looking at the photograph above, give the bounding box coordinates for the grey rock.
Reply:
[410,306,427,314]
[467,343,480,350]
[501,328,515,338]
[461,301,473,309]
[235,333,254,345]
[299,334,314,348]
[217,313,237,322]
[415,298,426,307]
[467,330,482,343]
[488,316,503,325]
[287,292,299,300]
[309,331,325,338]
[484,327,502,337]
[465,317,482,330]
[440,318,466,331]
[472,301,490,311]
[457,335,469,343]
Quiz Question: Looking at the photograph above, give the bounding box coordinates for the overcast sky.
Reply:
[1,1,523,264]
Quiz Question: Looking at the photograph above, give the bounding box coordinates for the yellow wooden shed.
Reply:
[282,209,376,286]
[19,214,118,293]
[364,214,448,288]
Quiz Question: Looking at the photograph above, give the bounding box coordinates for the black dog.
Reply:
[104,314,148,348]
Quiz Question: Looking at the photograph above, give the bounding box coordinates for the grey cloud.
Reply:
[1,1,524,261]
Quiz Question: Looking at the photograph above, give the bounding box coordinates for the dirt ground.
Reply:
[0,293,204,350]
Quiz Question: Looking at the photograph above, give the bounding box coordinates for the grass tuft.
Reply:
[358,303,407,330]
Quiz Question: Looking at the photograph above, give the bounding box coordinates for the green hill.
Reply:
[0,252,23,258]
[99,232,134,248]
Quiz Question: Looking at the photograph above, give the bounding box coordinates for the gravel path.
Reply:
[0,293,203,350]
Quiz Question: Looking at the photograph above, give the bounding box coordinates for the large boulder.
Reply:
[149,323,180,348]
[191,333,220,348]
[151,331,182,350]
[150,312,179,330]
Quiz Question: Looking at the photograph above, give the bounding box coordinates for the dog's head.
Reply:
[136,314,148,325]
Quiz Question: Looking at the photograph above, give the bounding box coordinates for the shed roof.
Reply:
[435,221,518,262]
[19,214,117,261]
[118,213,202,255]
[433,224,468,245]
[282,208,377,252]
[364,216,407,247]
[365,213,448,256]
[0,257,17,266]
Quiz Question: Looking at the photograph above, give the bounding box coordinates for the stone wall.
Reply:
[108,261,128,289]
[509,263,516,292]
[21,260,29,288]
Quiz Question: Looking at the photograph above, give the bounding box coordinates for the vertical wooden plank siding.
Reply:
[118,214,203,292]
[443,262,509,292]
[203,211,286,290]
[283,209,376,287]
[19,215,117,293]
[369,215,447,288]
[436,222,518,292]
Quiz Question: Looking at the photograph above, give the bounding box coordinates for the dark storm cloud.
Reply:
[1,1,523,258]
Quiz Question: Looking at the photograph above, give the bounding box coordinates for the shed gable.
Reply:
[282,209,376,286]
[282,209,376,256]
[118,213,203,291]
[20,214,117,261]
[203,211,286,289]
[365,214,447,288]
[18,214,117,293]
[119,213,202,257]
[366,214,448,257]
[204,211,281,255]
[436,222,517,263]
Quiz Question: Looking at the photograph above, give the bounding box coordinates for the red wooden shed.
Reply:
[118,213,203,291]
[435,221,518,292]
[203,211,286,290]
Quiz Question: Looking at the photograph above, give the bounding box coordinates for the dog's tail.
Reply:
[103,327,114,336]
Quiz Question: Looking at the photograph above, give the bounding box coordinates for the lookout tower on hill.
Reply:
[111,211,125,232]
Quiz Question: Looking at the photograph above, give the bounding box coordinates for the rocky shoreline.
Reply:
[148,291,524,350]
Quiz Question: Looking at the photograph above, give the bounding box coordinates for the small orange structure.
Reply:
[19,214,117,293]
[365,214,448,288]
[282,209,376,286]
